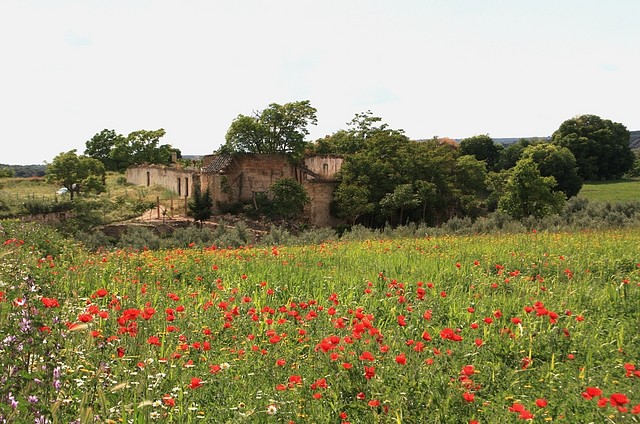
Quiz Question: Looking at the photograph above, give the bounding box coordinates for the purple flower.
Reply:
[7,392,17,409]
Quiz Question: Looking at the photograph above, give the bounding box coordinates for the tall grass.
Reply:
[1,223,639,422]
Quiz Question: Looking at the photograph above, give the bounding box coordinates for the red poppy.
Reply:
[582,387,602,400]
[41,297,60,308]
[395,353,407,365]
[364,366,375,380]
[189,377,203,389]
[535,398,548,408]
[610,393,630,407]
[359,351,375,361]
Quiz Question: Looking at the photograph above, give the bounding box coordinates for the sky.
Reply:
[1,0,639,165]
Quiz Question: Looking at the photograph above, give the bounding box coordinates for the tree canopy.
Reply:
[552,114,633,180]
[520,144,582,198]
[458,135,503,171]
[269,178,310,221]
[223,101,317,159]
[85,128,179,172]
[497,158,566,219]
[45,150,106,200]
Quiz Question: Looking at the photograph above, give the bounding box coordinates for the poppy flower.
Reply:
[359,351,375,361]
[610,393,629,407]
[189,377,203,389]
[535,398,548,408]
[582,387,602,400]
[395,353,407,365]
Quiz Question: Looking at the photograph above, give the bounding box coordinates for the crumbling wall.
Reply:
[126,165,198,197]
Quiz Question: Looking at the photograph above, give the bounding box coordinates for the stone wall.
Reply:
[126,165,199,197]
[129,154,344,227]
[302,180,340,227]
[303,155,343,180]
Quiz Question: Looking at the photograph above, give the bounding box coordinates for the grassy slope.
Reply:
[578,179,640,203]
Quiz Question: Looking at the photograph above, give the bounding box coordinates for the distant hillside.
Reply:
[0,164,47,178]
[493,136,550,146]
[629,130,640,149]
[435,131,639,147]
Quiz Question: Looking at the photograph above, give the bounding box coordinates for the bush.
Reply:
[117,226,161,250]
[161,225,215,249]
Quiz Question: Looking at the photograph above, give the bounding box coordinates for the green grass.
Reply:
[578,179,640,203]
[0,173,185,220]
[1,224,639,423]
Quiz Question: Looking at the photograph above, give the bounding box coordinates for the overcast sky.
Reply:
[1,0,638,165]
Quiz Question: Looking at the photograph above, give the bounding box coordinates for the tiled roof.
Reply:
[202,155,233,173]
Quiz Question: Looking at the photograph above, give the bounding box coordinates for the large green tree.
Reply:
[497,158,566,219]
[520,144,582,198]
[46,150,106,200]
[84,129,126,172]
[269,178,310,221]
[85,128,179,172]
[552,114,633,180]
[224,101,317,159]
[312,111,395,155]
[458,135,504,171]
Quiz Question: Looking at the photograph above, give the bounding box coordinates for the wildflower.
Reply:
[463,392,475,403]
[395,353,407,365]
[266,404,278,415]
[581,387,602,400]
[364,366,375,380]
[610,393,629,407]
[359,351,375,361]
[461,365,475,376]
[189,377,204,389]
[535,398,547,408]
[41,297,59,308]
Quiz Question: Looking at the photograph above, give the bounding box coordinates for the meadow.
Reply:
[1,222,639,423]
[578,179,640,203]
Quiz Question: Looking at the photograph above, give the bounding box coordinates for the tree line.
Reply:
[222,102,635,226]
[41,100,636,227]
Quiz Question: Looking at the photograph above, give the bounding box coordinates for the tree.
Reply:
[188,186,213,226]
[269,178,310,221]
[380,183,420,225]
[127,129,177,166]
[333,184,374,225]
[520,144,582,198]
[45,150,106,200]
[0,167,14,178]
[85,128,179,172]
[552,114,634,180]
[84,129,126,172]
[453,155,489,216]
[311,111,398,155]
[497,158,566,219]
[458,135,504,171]
[224,101,317,159]
[495,138,541,171]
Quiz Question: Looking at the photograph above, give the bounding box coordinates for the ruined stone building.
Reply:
[126,154,343,227]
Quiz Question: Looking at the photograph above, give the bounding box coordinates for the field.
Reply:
[578,179,640,203]
[1,224,639,423]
